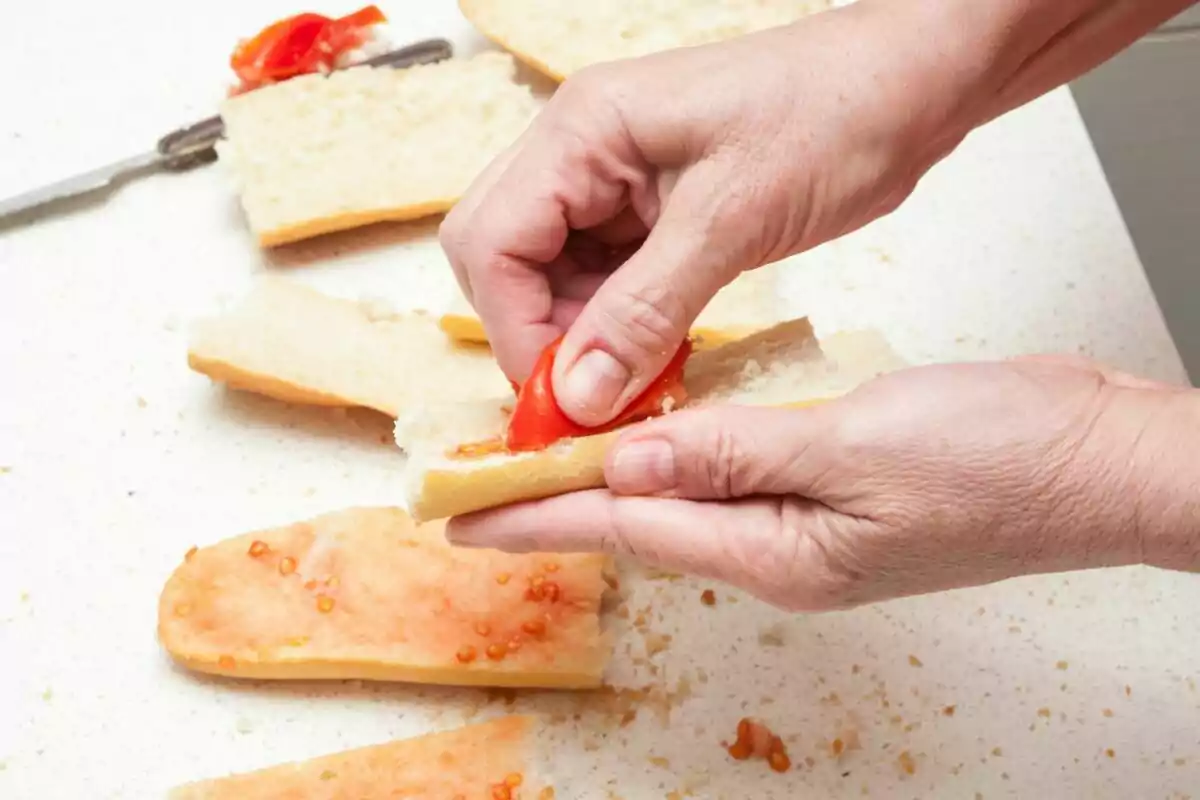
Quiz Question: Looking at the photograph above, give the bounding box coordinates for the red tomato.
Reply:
[319,5,386,54]
[505,338,694,452]
[230,6,386,93]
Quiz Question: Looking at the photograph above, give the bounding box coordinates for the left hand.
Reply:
[446,356,1188,611]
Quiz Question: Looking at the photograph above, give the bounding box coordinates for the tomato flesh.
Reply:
[230,5,387,94]
[505,338,693,452]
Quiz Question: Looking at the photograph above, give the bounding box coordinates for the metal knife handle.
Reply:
[358,37,453,70]
[155,37,456,171]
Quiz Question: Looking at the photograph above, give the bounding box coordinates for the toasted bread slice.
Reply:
[158,508,611,688]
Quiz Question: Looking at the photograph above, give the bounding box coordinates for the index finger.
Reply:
[447,100,646,381]
[459,178,570,383]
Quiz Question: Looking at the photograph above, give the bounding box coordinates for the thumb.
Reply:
[604,405,834,500]
[551,166,743,426]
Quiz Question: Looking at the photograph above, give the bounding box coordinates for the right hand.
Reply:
[439,2,975,426]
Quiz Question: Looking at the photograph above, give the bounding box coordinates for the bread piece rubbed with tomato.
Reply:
[396,318,907,521]
[158,508,612,688]
[170,715,544,798]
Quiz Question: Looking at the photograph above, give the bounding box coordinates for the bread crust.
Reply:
[186,351,357,410]
[412,431,618,521]
[438,312,763,352]
[256,198,456,247]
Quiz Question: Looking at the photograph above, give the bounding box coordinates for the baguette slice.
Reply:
[438,312,761,351]
[158,507,611,688]
[217,52,539,246]
[459,0,834,81]
[397,319,906,521]
[439,266,785,350]
[169,715,544,799]
[187,278,510,417]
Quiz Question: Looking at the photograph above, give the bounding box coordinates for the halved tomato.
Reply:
[230,5,387,94]
[505,338,694,452]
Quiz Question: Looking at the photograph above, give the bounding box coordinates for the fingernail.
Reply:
[558,349,631,421]
[609,439,676,495]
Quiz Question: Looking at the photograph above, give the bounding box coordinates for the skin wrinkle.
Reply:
[1102,392,1180,567]
[592,284,691,371]
[546,128,624,232]
[601,497,644,561]
[1028,398,1111,566]
[718,496,805,607]
[779,500,872,611]
[707,422,742,500]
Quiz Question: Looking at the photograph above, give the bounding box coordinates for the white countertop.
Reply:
[1,3,1196,799]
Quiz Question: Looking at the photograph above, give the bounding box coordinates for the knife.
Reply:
[0,38,454,223]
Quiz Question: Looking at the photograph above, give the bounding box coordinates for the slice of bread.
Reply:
[217,52,540,246]
[396,319,906,521]
[459,0,834,81]
[169,715,543,799]
[187,278,510,417]
[440,265,787,350]
[158,508,612,688]
[438,311,761,351]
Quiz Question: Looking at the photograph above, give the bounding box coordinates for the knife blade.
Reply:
[0,38,454,223]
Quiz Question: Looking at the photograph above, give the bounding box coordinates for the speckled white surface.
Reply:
[0,2,1197,799]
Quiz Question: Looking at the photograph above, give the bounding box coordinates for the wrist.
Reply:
[1124,389,1200,571]
[1062,385,1198,572]
[830,0,1193,171]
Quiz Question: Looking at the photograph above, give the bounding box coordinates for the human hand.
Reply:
[447,356,1193,611]
[440,2,978,426]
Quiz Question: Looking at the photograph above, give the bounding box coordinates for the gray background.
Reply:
[1072,6,1200,383]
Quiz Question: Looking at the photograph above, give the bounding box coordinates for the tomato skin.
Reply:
[230,6,387,93]
[505,338,693,452]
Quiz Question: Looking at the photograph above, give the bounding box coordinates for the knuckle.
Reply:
[702,423,743,499]
[601,284,688,362]
[438,209,466,254]
[597,500,641,558]
[558,64,618,104]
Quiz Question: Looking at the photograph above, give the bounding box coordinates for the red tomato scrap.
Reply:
[230,5,387,94]
[504,337,694,452]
